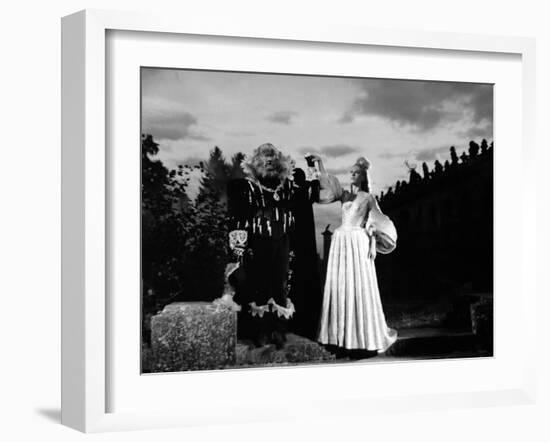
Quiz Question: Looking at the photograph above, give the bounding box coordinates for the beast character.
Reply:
[227,143,297,349]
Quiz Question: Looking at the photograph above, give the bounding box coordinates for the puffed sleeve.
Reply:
[365,197,397,254]
[318,174,343,204]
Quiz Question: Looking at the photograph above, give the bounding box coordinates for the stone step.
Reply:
[235,333,335,367]
[384,327,488,358]
[234,327,490,368]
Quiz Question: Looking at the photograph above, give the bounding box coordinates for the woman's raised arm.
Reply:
[307,154,343,204]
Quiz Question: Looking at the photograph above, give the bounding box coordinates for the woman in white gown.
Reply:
[309,155,398,352]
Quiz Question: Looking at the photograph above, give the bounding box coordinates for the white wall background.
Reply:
[0,0,548,440]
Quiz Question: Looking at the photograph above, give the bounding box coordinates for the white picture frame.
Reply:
[61,9,537,433]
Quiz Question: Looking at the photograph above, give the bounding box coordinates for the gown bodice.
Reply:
[341,193,370,228]
[318,176,397,254]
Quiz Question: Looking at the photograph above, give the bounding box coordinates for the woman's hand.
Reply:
[366,225,377,260]
[229,229,248,259]
[366,225,376,237]
[305,153,326,174]
[306,153,322,163]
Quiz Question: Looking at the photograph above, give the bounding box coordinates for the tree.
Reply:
[142,134,171,216]
[422,162,430,180]
[199,146,230,203]
[181,147,232,303]
[229,152,246,179]
[468,140,480,158]
[142,134,191,313]
[405,161,421,185]
[197,147,246,204]
[450,146,459,165]
[141,136,231,318]
[480,139,489,154]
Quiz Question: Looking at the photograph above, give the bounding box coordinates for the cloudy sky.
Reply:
[141,68,493,256]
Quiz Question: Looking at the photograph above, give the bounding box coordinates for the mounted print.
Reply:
[140,68,494,373]
[61,10,536,432]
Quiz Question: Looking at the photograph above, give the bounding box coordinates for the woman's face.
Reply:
[350,165,365,187]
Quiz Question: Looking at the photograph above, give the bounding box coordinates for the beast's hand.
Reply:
[229,229,248,258]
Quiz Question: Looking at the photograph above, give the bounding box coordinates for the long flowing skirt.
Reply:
[318,226,397,351]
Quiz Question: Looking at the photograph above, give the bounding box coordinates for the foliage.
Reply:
[141,136,242,325]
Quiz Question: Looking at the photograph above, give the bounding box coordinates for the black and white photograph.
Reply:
[140,68,494,373]
[5,0,550,439]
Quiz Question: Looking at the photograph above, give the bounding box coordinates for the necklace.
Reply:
[250,179,285,201]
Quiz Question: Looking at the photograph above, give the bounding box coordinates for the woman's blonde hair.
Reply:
[353,156,371,192]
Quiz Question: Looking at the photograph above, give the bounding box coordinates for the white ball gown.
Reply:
[317,178,398,352]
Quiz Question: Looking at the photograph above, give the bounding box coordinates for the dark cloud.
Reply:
[267,111,298,125]
[378,150,413,160]
[188,134,211,141]
[320,144,360,157]
[469,86,494,125]
[326,166,352,176]
[142,108,211,141]
[227,130,255,137]
[296,144,360,160]
[376,144,456,163]
[297,146,321,155]
[415,145,453,162]
[377,144,454,163]
[337,112,354,124]
[458,124,493,141]
[159,143,173,153]
[341,79,493,132]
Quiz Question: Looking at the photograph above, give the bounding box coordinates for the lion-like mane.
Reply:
[241,143,294,182]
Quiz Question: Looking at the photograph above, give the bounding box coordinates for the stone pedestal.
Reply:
[150,302,237,372]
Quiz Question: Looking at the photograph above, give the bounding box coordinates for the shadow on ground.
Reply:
[34,408,61,423]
